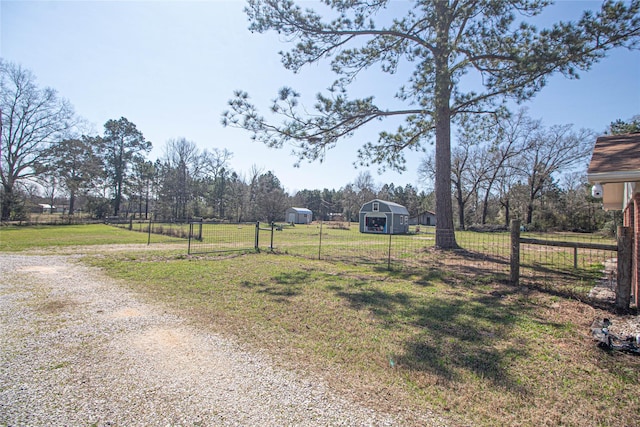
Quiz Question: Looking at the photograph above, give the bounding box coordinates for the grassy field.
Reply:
[187,222,616,299]
[2,224,637,426]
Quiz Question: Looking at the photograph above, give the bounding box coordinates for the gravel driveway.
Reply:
[0,254,445,426]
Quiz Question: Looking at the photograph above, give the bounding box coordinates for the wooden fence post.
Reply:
[510,220,521,286]
[616,226,632,313]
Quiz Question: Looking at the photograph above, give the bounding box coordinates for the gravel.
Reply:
[0,254,446,426]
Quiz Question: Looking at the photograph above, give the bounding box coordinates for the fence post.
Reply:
[270,222,275,251]
[255,221,260,250]
[388,233,392,271]
[616,226,632,313]
[510,219,521,286]
[147,218,152,246]
[318,220,323,260]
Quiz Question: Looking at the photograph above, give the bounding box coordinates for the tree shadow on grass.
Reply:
[337,287,413,319]
[396,295,531,395]
[240,271,312,300]
[335,274,534,395]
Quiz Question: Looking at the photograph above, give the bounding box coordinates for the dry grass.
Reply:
[88,250,640,427]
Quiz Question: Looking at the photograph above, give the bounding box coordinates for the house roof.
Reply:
[587,133,640,183]
[413,210,435,217]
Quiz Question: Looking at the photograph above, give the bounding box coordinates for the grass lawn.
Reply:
[3,225,638,426]
[0,224,185,251]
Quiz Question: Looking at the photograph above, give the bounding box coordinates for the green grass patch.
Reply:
[84,250,640,426]
[0,224,184,251]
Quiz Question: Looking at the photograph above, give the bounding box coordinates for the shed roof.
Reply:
[288,207,312,214]
[362,199,409,214]
[587,133,640,183]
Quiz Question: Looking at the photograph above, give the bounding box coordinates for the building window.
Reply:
[373,202,379,212]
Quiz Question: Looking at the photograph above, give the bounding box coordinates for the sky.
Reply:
[1,0,639,195]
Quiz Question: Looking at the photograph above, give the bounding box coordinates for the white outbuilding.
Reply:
[285,207,313,224]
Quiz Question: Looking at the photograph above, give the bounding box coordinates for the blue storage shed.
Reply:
[359,199,410,234]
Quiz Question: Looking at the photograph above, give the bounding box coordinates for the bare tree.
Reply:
[0,59,76,220]
[478,110,534,224]
[515,124,595,224]
[354,171,377,209]
[160,138,201,220]
[420,116,490,229]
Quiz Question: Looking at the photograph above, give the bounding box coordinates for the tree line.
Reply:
[0,57,634,232]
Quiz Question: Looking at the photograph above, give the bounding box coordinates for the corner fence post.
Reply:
[616,226,632,313]
[510,219,521,286]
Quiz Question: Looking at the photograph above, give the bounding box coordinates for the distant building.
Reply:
[410,210,436,226]
[359,199,410,234]
[285,207,313,224]
[38,204,55,214]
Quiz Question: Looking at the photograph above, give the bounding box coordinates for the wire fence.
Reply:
[517,231,618,299]
[106,218,192,244]
[189,221,258,254]
[105,218,618,303]
[184,220,618,302]
[5,214,103,226]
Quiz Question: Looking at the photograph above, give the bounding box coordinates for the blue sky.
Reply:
[1,0,639,194]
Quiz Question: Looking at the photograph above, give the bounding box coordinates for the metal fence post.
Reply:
[510,219,521,286]
[616,226,632,313]
[318,220,323,260]
[388,233,392,271]
[255,221,260,250]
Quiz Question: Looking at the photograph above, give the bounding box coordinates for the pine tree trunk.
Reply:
[433,5,457,249]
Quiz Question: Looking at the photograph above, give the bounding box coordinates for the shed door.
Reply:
[288,213,296,223]
[364,215,386,233]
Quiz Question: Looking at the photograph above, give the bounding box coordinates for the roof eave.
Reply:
[587,170,640,184]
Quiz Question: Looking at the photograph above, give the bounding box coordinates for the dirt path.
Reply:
[0,254,444,426]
